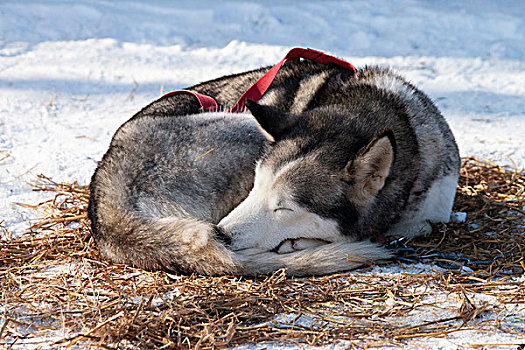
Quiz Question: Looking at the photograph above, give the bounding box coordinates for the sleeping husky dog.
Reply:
[88,60,460,276]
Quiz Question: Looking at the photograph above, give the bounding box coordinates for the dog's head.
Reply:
[218,101,396,252]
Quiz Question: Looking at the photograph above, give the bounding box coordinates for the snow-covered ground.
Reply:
[1,1,524,349]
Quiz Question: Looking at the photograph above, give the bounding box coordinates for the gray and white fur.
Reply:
[88,60,460,276]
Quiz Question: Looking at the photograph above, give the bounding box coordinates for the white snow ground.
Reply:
[1,1,524,349]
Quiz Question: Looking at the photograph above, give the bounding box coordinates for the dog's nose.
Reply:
[213,225,231,246]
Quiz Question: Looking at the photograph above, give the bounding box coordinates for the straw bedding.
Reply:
[1,157,524,349]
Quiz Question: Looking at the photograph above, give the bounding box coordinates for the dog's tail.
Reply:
[90,210,242,275]
[236,241,391,276]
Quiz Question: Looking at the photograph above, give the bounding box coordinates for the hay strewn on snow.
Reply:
[1,157,524,349]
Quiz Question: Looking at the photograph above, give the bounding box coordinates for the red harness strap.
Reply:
[161,48,356,113]
[160,89,219,112]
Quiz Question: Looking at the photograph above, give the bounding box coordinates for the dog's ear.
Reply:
[245,99,299,142]
[344,130,396,209]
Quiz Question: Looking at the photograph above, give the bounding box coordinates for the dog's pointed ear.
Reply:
[245,99,299,141]
[344,130,396,209]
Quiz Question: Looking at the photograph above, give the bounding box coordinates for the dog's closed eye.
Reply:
[273,207,294,213]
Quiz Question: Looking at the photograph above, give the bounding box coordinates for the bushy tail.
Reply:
[92,211,242,275]
[236,241,391,276]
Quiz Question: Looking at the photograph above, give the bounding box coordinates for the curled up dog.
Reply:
[88,51,460,276]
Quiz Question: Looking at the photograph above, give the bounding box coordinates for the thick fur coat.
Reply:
[88,61,460,276]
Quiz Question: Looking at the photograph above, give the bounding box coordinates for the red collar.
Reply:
[161,47,356,113]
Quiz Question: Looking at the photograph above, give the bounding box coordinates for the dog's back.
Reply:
[88,112,266,274]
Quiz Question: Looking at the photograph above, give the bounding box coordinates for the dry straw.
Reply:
[1,157,524,349]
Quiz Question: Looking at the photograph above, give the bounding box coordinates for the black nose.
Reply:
[213,226,231,246]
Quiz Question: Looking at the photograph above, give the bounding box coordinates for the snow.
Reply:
[450,212,467,223]
[1,1,524,349]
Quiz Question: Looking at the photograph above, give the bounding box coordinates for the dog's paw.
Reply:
[388,221,432,238]
[275,238,328,254]
[275,239,295,253]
